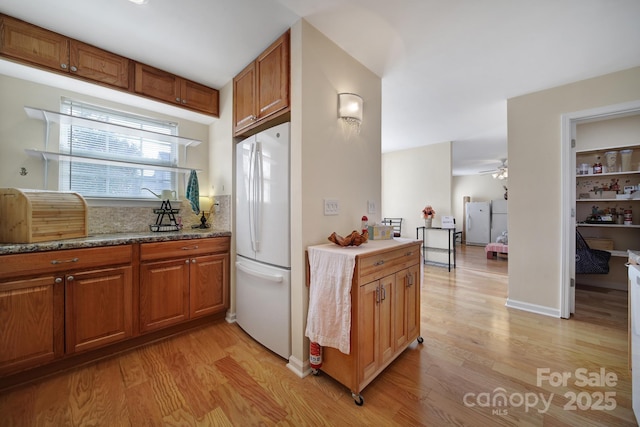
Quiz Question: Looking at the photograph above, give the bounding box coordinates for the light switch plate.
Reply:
[367,200,376,214]
[324,199,339,215]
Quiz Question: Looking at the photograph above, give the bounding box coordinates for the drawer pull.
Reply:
[51,257,79,265]
[405,251,414,256]
[374,260,385,266]
[181,245,199,251]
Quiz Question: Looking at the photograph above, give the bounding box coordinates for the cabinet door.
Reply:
[359,280,379,382]
[140,258,189,333]
[378,275,395,367]
[182,79,219,116]
[256,31,289,121]
[394,264,420,350]
[134,63,181,105]
[0,276,64,375]
[70,40,131,89]
[189,253,229,318]
[0,14,69,72]
[65,266,133,354]
[233,61,257,133]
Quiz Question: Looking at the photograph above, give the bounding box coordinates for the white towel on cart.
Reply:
[305,246,356,354]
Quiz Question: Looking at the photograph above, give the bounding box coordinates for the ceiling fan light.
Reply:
[128,0,148,4]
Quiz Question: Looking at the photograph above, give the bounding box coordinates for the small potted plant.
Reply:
[422,205,435,228]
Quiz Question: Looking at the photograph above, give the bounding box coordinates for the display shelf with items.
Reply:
[575,145,640,289]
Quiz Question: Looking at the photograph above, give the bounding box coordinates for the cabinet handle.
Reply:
[181,245,199,251]
[405,251,413,256]
[381,286,386,301]
[182,99,187,104]
[54,277,63,284]
[67,275,74,282]
[191,259,196,263]
[60,63,68,69]
[176,97,181,102]
[376,287,380,304]
[407,273,414,287]
[51,257,79,265]
[185,259,190,264]
[374,260,385,266]
[70,66,78,72]
[250,115,257,121]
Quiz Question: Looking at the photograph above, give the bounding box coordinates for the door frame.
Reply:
[560,100,640,318]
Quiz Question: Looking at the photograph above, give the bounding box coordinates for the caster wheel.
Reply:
[311,368,320,376]
[417,336,424,344]
[352,393,364,406]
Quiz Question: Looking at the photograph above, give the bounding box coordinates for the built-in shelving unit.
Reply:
[23,106,203,187]
[575,137,640,289]
[24,106,202,147]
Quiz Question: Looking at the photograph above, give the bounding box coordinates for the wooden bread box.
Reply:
[0,188,88,243]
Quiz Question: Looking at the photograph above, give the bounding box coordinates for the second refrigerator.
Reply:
[465,201,491,245]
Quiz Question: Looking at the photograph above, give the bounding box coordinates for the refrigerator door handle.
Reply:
[248,141,263,252]
[236,262,284,283]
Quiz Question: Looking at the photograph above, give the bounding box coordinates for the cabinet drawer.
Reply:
[359,244,420,283]
[0,245,132,279]
[140,237,230,261]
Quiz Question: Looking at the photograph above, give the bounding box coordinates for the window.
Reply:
[59,98,179,199]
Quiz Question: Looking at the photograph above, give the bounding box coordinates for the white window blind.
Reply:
[58,98,179,198]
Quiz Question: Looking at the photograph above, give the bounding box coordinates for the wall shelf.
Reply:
[25,149,201,174]
[24,106,202,147]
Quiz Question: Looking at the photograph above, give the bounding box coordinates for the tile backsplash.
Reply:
[87,195,231,235]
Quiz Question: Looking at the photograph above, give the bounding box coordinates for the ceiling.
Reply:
[2,0,640,175]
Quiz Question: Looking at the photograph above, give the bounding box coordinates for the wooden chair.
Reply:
[382,217,403,237]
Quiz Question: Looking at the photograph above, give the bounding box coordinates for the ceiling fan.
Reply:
[480,159,508,179]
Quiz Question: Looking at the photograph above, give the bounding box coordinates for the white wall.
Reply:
[289,19,382,371]
[381,142,452,236]
[507,66,640,315]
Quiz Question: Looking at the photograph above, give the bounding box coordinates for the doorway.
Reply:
[561,100,640,318]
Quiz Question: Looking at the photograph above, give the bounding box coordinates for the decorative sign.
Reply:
[442,216,455,229]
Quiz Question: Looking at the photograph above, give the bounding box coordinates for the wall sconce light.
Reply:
[338,93,363,135]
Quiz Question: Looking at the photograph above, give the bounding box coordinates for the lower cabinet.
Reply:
[310,241,422,404]
[65,266,133,354]
[0,276,64,375]
[139,237,230,333]
[0,235,230,382]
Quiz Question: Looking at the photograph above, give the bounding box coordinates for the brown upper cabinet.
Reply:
[0,14,219,117]
[135,63,219,116]
[0,14,131,90]
[234,30,290,136]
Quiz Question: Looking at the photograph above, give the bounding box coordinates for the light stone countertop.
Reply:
[0,228,231,255]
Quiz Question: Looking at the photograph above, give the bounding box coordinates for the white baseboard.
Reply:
[505,298,560,318]
[225,310,236,323]
[287,355,312,378]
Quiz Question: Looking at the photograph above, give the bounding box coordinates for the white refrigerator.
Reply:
[465,201,491,245]
[490,199,508,243]
[235,122,291,359]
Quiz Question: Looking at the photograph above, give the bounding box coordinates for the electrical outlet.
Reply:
[367,200,376,214]
[324,199,339,215]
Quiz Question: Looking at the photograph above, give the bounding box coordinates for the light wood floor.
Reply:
[0,245,636,426]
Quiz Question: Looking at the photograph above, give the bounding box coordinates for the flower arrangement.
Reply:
[422,205,436,219]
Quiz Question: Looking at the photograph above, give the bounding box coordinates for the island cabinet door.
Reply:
[65,266,133,354]
[0,276,64,375]
[139,258,190,333]
[394,264,421,350]
[358,274,395,385]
